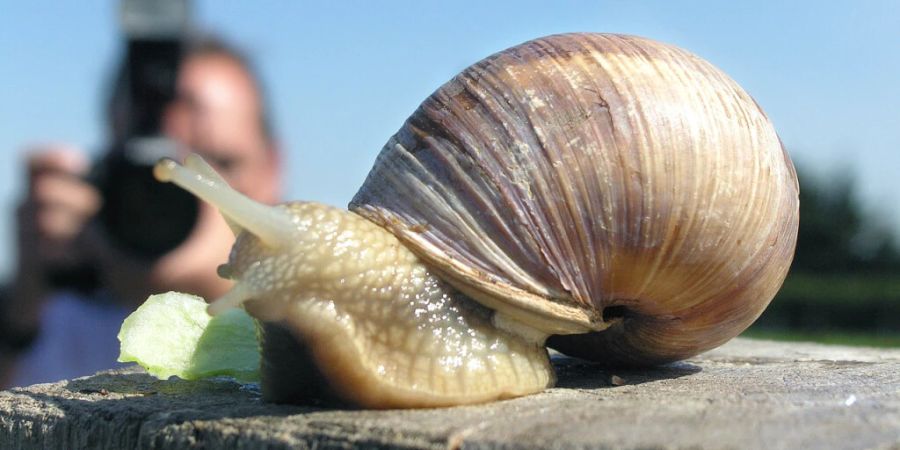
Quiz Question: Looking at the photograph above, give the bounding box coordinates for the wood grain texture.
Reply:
[2,339,897,450]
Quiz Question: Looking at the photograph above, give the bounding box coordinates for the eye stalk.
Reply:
[154,155,294,248]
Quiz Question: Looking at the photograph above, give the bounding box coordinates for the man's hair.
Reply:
[182,35,277,146]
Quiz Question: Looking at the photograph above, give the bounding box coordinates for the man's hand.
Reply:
[7,146,101,330]
[20,147,101,270]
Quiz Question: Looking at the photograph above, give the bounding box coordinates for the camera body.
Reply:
[49,0,200,292]
[94,138,198,260]
[95,0,197,261]
[50,1,196,293]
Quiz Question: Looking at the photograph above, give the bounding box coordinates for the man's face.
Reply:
[164,54,280,204]
[115,53,282,302]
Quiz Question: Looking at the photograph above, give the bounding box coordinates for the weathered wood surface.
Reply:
[1,338,898,449]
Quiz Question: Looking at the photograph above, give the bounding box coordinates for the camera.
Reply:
[93,138,198,260]
[49,0,197,291]
[95,0,197,261]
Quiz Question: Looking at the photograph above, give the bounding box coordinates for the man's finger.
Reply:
[25,146,90,181]
[29,174,101,215]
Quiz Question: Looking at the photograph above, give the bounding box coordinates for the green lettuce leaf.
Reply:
[117,291,260,382]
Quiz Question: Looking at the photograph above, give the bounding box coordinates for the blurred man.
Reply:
[0,38,281,387]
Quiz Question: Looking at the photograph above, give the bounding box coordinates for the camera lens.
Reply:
[96,138,198,260]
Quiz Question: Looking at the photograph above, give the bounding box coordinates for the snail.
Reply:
[154,33,799,409]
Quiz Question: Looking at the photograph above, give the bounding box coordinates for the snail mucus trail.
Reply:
[153,32,799,409]
[155,155,559,408]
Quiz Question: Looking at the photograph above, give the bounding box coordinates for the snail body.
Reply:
[156,159,554,407]
[155,33,798,408]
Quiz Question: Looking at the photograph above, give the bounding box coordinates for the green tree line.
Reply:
[747,164,900,345]
[791,167,900,274]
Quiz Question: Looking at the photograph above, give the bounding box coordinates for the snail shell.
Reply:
[155,32,798,408]
[350,32,798,365]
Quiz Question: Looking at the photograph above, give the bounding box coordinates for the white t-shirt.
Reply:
[9,292,131,387]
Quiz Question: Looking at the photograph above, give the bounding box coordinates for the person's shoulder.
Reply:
[8,291,131,387]
[45,291,129,320]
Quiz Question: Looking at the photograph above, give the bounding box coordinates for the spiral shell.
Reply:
[350,33,799,365]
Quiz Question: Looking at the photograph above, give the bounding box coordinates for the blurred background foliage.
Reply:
[743,162,900,347]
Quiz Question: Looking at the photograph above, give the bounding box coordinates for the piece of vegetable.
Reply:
[117,291,260,382]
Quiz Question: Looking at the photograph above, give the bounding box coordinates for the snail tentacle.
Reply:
[207,280,258,316]
[154,158,294,248]
[184,153,227,185]
[183,154,244,235]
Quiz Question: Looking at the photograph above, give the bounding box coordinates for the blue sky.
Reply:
[1,0,898,277]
